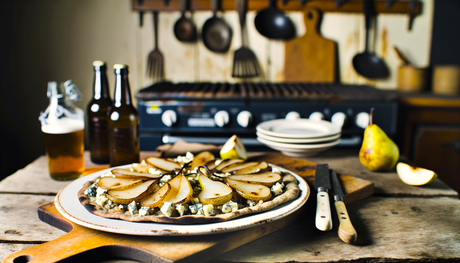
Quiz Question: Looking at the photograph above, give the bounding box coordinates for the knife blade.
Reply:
[314,164,332,231]
[330,170,357,244]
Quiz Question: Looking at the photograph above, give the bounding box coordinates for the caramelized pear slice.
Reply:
[106,180,157,205]
[111,168,162,180]
[145,157,181,172]
[229,171,281,187]
[97,177,143,190]
[198,175,233,205]
[132,163,168,174]
[225,178,272,201]
[215,159,244,171]
[162,174,193,205]
[222,161,268,174]
[191,151,215,170]
[140,182,171,208]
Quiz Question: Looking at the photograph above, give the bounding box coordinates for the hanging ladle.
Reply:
[352,0,389,79]
[201,0,233,53]
[254,0,295,40]
[173,0,197,42]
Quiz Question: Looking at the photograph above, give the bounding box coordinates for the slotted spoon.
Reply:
[147,11,164,81]
[232,0,259,78]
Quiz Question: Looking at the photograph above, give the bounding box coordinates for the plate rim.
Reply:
[256,131,341,144]
[54,164,310,236]
[257,136,341,150]
[256,119,341,139]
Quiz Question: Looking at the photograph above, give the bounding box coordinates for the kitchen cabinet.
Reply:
[397,93,460,194]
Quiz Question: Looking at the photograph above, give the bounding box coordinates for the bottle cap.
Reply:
[113,64,128,70]
[93,60,106,69]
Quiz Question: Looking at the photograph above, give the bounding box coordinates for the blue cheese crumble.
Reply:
[159,174,172,186]
[127,201,138,215]
[84,183,97,197]
[247,200,264,207]
[139,207,150,216]
[95,187,108,206]
[175,204,188,216]
[161,202,175,217]
[148,168,163,176]
[201,204,214,216]
[271,182,284,196]
[189,203,203,214]
[176,152,194,164]
[272,166,282,174]
[222,201,238,213]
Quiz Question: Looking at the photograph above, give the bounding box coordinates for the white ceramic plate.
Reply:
[256,131,341,144]
[257,137,341,158]
[256,119,341,139]
[55,165,310,236]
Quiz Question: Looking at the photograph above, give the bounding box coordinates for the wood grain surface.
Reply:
[284,7,337,83]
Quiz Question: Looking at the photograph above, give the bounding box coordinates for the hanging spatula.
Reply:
[232,0,259,78]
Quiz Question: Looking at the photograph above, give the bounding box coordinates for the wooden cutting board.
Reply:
[3,153,373,263]
[284,6,337,83]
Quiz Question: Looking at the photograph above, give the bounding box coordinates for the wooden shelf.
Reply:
[132,0,422,14]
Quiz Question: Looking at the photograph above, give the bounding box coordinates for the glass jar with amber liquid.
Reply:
[39,80,85,180]
[87,61,112,164]
[108,64,140,167]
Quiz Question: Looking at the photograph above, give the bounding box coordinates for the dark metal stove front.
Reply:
[136,82,398,151]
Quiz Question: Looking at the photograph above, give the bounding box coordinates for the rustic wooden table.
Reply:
[1,150,459,263]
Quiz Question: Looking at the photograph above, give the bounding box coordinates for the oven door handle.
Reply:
[162,135,262,146]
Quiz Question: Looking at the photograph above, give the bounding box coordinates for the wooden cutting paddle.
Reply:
[284,7,337,83]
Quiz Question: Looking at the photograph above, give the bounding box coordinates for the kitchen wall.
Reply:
[0,0,433,179]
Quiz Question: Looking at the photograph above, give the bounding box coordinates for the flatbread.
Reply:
[78,170,301,225]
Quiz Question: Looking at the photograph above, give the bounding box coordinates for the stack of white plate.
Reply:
[256,119,341,158]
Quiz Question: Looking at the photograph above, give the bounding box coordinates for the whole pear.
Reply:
[359,108,399,172]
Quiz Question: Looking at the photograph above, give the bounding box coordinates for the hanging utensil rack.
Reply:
[133,0,422,30]
[133,0,421,14]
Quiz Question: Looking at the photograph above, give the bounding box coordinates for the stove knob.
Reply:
[237,111,253,128]
[161,110,177,127]
[214,110,230,127]
[309,112,325,122]
[331,112,347,128]
[355,112,370,129]
[285,111,301,120]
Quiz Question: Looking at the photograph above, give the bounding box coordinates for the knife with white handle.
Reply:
[330,169,357,243]
[314,164,332,231]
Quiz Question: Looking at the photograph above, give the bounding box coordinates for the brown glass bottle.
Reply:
[87,61,112,164]
[108,64,140,167]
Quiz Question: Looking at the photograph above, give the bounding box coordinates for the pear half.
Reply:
[162,174,193,205]
[396,162,437,186]
[225,178,272,201]
[220,135,247,160]
[229,172,281,187]
[106,180,157,205]
[198,174,233,205]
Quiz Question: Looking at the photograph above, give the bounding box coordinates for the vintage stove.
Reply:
[136,82,398,151]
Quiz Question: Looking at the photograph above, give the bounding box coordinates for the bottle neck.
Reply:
[113,71,132,107]
[93,69,110,100]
